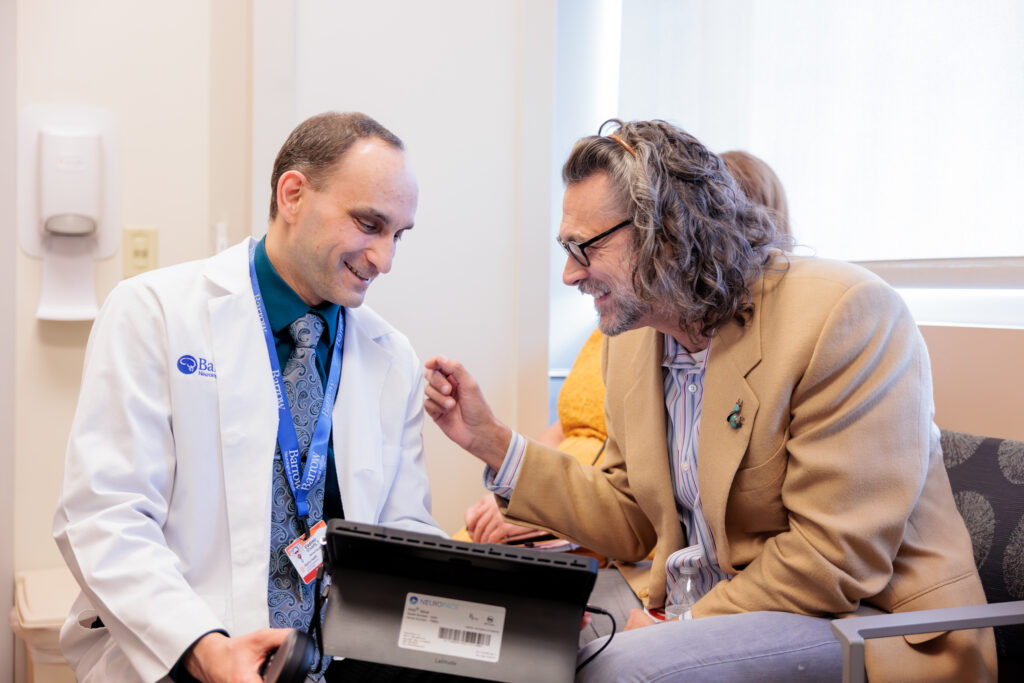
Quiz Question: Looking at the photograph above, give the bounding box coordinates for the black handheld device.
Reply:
[261,629,316,683]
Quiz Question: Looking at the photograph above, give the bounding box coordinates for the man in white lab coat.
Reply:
[53,112,446,682]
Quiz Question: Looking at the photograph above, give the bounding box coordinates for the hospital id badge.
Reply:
[285,520,327,584]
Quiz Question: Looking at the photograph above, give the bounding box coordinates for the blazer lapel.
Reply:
[620,329,667,464]
[698,281,765,572]
[616,329,684,542]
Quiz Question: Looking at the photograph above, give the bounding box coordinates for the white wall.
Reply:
[253,0,556,534]
[2,0,17,678]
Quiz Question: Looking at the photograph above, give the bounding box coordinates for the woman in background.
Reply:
[721,149,791,240]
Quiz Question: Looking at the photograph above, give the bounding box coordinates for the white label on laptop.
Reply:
[398,592,505,662]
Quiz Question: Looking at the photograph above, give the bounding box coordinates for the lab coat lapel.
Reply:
[331,308,389,522]
[697,282,764,572]
[206,240,279,567]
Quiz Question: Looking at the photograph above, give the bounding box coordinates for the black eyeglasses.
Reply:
[558,219,632,267]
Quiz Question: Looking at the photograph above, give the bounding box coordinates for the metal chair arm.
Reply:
[830,600,1024,683]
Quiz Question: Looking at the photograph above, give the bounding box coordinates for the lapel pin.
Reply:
[727,398,744,429]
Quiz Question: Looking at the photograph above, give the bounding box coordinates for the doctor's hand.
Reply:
[183,629,290,683]
[424,356,512,471]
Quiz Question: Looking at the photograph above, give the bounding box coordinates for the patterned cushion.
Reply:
[941,429,1024,679]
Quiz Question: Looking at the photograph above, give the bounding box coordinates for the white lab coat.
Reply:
[53,239,441,682]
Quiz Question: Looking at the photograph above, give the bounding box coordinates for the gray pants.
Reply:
[577,569,842,682]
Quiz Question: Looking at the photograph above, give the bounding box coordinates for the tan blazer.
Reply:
[501,256,996,682]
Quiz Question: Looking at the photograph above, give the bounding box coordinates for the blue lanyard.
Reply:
[248,241,344,521]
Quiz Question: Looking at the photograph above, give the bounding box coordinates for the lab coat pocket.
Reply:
[343,458,385,523]
[59,605,111,681]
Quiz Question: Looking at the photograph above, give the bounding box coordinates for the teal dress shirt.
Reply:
[254,237,345,521]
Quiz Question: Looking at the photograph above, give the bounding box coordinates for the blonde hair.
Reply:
[721,150,790,238]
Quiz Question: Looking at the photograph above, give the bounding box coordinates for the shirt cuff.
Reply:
[169,629,229,682]
[482,431,527,498]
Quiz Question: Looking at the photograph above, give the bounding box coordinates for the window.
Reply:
[619,0,1024,263]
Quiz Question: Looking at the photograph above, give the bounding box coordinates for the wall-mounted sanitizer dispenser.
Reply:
[18,104,120,320]
[39,129,102,236]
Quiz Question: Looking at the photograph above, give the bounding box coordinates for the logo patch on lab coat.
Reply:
[177,354,216,378]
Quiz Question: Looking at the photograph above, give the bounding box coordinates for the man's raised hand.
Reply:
[423,356,512,471]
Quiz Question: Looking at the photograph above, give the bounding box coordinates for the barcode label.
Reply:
[400,592,504,662]
[438,627,492,647]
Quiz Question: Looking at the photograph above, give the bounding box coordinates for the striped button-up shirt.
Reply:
[661,334,729,603]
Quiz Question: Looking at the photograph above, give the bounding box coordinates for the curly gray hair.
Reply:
[562,119,786,336]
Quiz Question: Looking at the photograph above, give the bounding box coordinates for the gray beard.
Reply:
[579,279,649,336]
[596,292,648,336]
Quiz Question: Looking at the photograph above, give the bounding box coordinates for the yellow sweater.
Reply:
[554,328,606,466]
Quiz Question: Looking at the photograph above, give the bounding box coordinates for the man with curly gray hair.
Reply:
[424,119,995,682]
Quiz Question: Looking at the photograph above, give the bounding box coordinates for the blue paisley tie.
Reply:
[268,313,330,673]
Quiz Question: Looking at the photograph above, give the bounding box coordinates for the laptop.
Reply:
[322,520,598,682]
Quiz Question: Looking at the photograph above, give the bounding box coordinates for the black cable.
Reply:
[576,605,617,673]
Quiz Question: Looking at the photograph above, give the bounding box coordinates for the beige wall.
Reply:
[922,325,1024,442]
[2,1,17,679]
[14,0,252,578]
